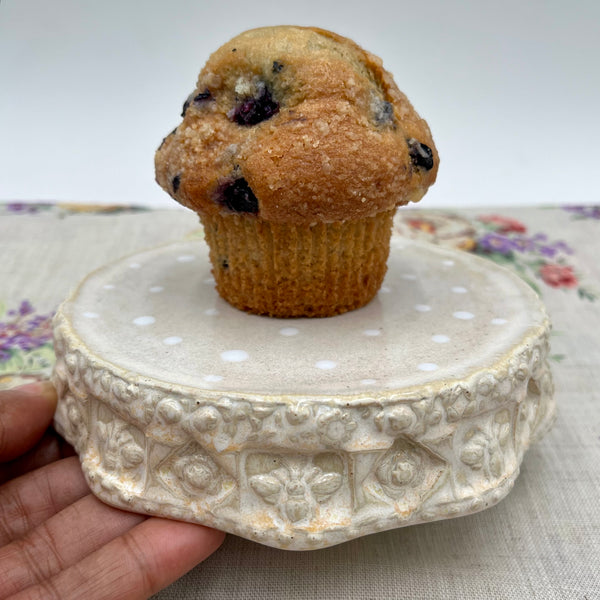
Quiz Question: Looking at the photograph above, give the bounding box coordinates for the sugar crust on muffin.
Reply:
[155,25,438,226]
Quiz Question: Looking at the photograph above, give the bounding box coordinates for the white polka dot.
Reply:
[432,334,450,344]
[418,363,439,372]
[315,360,337,370]
[133,316,155,326]
[129,262,141,269]
[491,318,508,325]
[177,255,196,263]
[103,284,115,290]
[220,350,249,362]
[415,304,431,312]
[149,286,164,293]
[443,259,455,266]
[452,286,468,294]
[279,327,299,336]
[83,311,99,319]
[163,336,182,345]
[360,378,377,385]
[363,329,381,337]
[401,273,417,281]
[453,311,474,320]
[379,286,391,294]
[203,374,223,383]
[204,308,219,316]
[204,277,216,285]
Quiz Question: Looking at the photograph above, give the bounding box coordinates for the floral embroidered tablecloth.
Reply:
[1,202,599,599]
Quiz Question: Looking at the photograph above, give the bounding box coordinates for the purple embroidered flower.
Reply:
[12,333,44,351]
[0,301,54,362]
[563,205,600,220]
[19,300,34,316]
[477,232,516,255]
[505,234,573,258]
[511,236,537,253]
[533,238,573,258]
[6,202,46,214]
[549,240,573,255]
[538,245,558,258]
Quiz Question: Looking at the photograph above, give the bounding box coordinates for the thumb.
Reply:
[0,381,58,462]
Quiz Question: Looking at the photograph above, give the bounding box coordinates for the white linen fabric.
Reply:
[1,203,598,599]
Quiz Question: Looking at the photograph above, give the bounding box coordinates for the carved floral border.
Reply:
[52,306,556,550]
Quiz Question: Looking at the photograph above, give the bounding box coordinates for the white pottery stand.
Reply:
[52,237,555,550]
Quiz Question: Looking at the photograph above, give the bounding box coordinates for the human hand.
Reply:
[0,382,225,600]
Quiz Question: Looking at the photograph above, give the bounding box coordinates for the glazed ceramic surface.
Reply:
[52,237,555,550]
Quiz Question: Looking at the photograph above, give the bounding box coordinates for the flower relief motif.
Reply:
[529,345,544,379]
[156,397,184,424]
[111,379,139,405]
[530,370,555,442]
[475,373,502,407]
[284,402,311,426]
[374,404,417,437]
[173,452,222,495]
[60,393,88,451]
[247,453,344,523]
[247,403,278,432]
[216,398,252,436]
[440,385,476,422]
[145,397,189,445]
[376,446,422,496]
[53,324,66,356]
[514,381,539,451]
[189,405,221,435]
[410,398,444,438]
[516,368,554,450]
[366,437,445,508]
[317,408,357,446]
[507,352,532,393]
[281,403,316,445]
[459,409,512,480]
[97,420,144,471]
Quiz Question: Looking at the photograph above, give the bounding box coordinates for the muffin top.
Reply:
[155,26,438,225]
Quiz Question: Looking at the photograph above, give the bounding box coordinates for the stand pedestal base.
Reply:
[53,237,555,550]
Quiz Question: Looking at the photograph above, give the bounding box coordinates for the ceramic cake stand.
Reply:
[52,236,555,550]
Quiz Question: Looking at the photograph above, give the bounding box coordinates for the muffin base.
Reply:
[201,210,395,317]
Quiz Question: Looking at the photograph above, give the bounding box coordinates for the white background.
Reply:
[1,0,599,209]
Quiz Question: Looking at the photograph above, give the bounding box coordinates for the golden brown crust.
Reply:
[155,26,438,224]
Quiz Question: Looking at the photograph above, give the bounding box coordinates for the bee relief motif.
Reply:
[246,453,344,523]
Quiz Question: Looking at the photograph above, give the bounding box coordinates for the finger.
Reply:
[12,519,225,600]
[0,382,57,462]
[0,494,146,599]
[0,457,89,545]
[0,429,75,486]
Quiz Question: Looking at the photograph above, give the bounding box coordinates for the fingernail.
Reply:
[18,380,58,402]
[39,381,58,402]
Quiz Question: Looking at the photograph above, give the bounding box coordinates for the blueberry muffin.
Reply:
[155,26,438,317]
